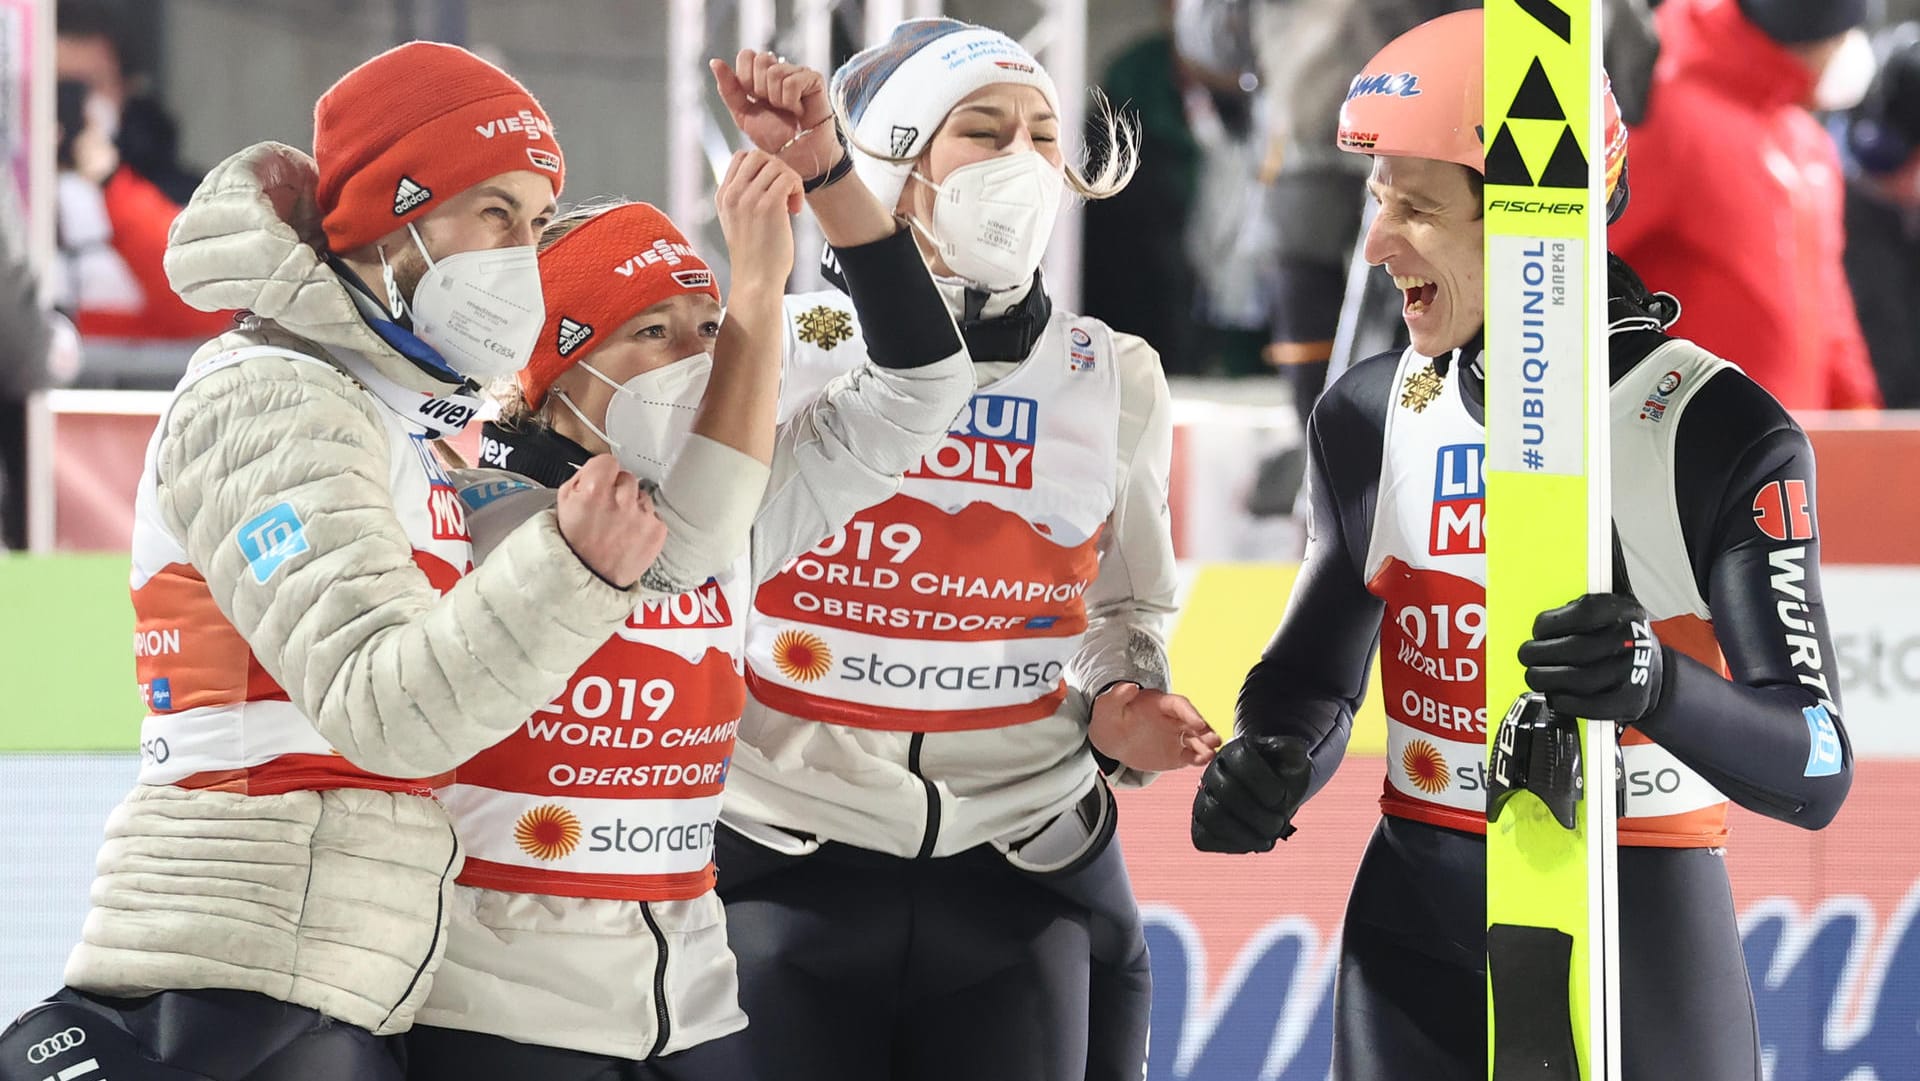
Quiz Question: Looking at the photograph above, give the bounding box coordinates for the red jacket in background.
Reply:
[74,166,233,342]
[1610,0,1881,410]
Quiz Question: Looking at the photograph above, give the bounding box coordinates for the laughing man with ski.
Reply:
[1189,11,1853,1080]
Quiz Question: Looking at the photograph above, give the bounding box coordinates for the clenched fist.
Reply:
[709,49,843,183]
[1190,736,1313,854]
[555,455,666,589]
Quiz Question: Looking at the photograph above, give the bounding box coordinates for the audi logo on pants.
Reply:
[26,1026,85,1063]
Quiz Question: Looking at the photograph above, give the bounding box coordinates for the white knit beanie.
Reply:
[832,18,1060,213]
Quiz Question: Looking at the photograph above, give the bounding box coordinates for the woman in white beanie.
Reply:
[708,24,1215,1081]
[401,141,976,1078]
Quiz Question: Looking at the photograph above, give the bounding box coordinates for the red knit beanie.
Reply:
[314,41,565,254]
[519,203,721,408]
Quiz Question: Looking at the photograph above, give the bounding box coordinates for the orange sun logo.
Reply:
[514,803,582,861]
[772,629,832,683]
[1401,740,1451,795]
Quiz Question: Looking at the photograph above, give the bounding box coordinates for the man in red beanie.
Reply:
[0,42,671,1081]
[310,40,568,380]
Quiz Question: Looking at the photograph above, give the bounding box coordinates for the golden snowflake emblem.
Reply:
[1399,362,1445,412]
[795,305,854,350]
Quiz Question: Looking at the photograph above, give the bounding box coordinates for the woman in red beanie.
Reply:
[397,139,974,1081]
[0,42,675,1081]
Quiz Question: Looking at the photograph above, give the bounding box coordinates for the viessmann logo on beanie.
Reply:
[313,41,566,254]
[517,202,722,408]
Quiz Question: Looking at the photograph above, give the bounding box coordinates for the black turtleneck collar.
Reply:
[1454,253,1678,418]
[477,419,594,490]
[953,274,1054,364]
[1453,330,1488,424]
[822,248,1053,365]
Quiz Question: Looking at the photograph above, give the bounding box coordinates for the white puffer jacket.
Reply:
[62,142,641,1035]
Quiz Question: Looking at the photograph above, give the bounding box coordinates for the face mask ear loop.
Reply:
[377,245,406,320]
[902,171,946,252]
[575,361,628,395]
[552,388,619,454]
[904,212,943,250]
[406,222,439,271]
[378,224,439,321]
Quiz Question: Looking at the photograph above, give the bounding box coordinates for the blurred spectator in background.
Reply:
[1611,0,1882,409]
[117,94,206,208]
[1248,0,1428,428]
[54,0,229,352]
[1172,0,1275,376]
[1841,24,1920,409]
[1083,0,1277,377]
[1082,5,1203,374]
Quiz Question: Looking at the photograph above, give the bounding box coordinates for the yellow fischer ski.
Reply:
[1482,1,1619,1078]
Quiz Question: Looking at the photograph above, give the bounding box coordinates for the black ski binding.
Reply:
[1487,691,1584,830]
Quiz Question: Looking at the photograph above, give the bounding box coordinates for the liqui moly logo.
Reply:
[628,577,733,629]
[410,434,469,542]
[906,394,1038,489]
[1429,443,1485,555]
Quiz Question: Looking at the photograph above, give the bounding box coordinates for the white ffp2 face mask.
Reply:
[910,150,1065,291]
[384,223,546,380]
[554,353,711,484]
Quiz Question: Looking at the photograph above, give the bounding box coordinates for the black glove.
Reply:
[1518,593,1666,723]
[1191,735,1312,854]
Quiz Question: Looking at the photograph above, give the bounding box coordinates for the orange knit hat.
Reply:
[314,41,565,253]
[519,202,721,408]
